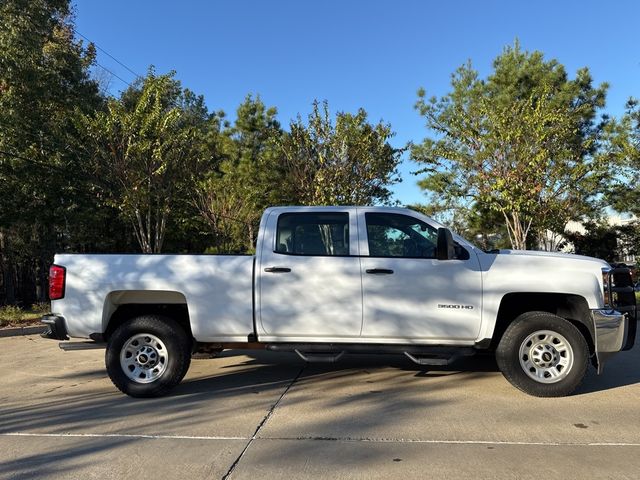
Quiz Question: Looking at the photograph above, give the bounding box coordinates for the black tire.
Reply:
[496,311,589,397]
[106,315,192,398]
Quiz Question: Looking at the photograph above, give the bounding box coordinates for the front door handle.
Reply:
[365,268,394,275]
[264,267,292,273]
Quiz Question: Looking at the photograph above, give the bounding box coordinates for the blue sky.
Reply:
[73,0,639,205]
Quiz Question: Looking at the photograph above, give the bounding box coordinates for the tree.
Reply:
[279,100,402,206]
[80,70,213,253]
[605,99,640,215]
[459,204,511,251]
[411,43,609,250]
[197,98,403,253]
[564,221,620,263]
[196,95,288,253]
[0,0,102,304]
[599,98,640,262]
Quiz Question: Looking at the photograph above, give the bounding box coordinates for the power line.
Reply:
[93,60,132,87]
[20,12,137,88]
[75,30,142,79]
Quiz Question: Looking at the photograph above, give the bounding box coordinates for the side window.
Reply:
[365,213,437,258]
[276,213,350,256]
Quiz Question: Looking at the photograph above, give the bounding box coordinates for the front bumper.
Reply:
[41,314,69,341]
[592,308,636,373]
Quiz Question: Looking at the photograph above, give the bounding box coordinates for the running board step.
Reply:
[59,342,106,351]
[403,350,473,366]
[295,349,345,363]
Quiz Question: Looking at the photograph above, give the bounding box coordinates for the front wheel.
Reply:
[496,312,589,397]
[106,315,192,398]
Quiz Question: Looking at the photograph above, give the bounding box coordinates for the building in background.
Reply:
[539,214,637,264]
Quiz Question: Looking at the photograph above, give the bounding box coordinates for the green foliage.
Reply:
[564,221,620,263]
[0,305,25,326]
[412,42,609,250]
[280,100,402,206]
[31,302,51,314]
[0,303,49,327]
[561,218,640,265]
[197,98,402,253]
[616,221,640,260]
[460,204,511,251]
[197,95,288,253]
[0,0,102,304]
[599,99,640,257]
[80,69,216,253]
[604,99,640,213]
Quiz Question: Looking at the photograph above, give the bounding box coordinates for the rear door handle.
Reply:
[264,267,292,273]
[365,268,394,275]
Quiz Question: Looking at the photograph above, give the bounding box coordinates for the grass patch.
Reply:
[0,303,49,328]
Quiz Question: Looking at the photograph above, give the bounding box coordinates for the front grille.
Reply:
[607,266,637,350]
[609,267,636,313]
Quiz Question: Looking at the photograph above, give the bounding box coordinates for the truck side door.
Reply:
[358,210,483,342]
[257,209,363,339]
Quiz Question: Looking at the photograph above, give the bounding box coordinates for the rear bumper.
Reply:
[41,314,69,341]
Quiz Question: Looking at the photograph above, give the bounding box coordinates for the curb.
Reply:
[0,326,46,338]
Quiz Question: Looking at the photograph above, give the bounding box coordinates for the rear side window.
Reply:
[276,213,349,256]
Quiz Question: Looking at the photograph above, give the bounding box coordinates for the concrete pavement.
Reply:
[0,332,639,479]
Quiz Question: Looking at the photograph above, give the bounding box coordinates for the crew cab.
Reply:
[42,206,637,397]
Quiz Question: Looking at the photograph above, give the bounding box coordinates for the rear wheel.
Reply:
[106,315,192,397]
[496,312,589,397]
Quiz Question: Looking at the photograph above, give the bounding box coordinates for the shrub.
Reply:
[0,305,25,327]
[30,302,50,314]
[0,303,49,327]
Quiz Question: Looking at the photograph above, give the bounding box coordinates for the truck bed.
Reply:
[52,254,255,342]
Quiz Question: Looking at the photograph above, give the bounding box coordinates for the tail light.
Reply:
[49,265,66,300]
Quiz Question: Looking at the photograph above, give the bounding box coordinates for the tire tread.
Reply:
[496,311,589,397]
[106,315,191,398]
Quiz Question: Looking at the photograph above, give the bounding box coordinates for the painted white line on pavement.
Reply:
[1,432,247,441]
[3,432,640,447]
[262,436,640,447]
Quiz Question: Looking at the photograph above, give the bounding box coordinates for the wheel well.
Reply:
[104,303,192,341]
[492,293,595,355]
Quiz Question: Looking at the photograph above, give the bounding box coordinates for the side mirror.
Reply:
[436,227,455,260]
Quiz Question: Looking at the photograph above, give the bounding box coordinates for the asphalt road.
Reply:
[0,332,639,479]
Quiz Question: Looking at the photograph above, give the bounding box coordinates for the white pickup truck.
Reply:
[42,206,636,398]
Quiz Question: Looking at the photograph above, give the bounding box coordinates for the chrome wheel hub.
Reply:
[519,330,574,384]
[120,334,168,384]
